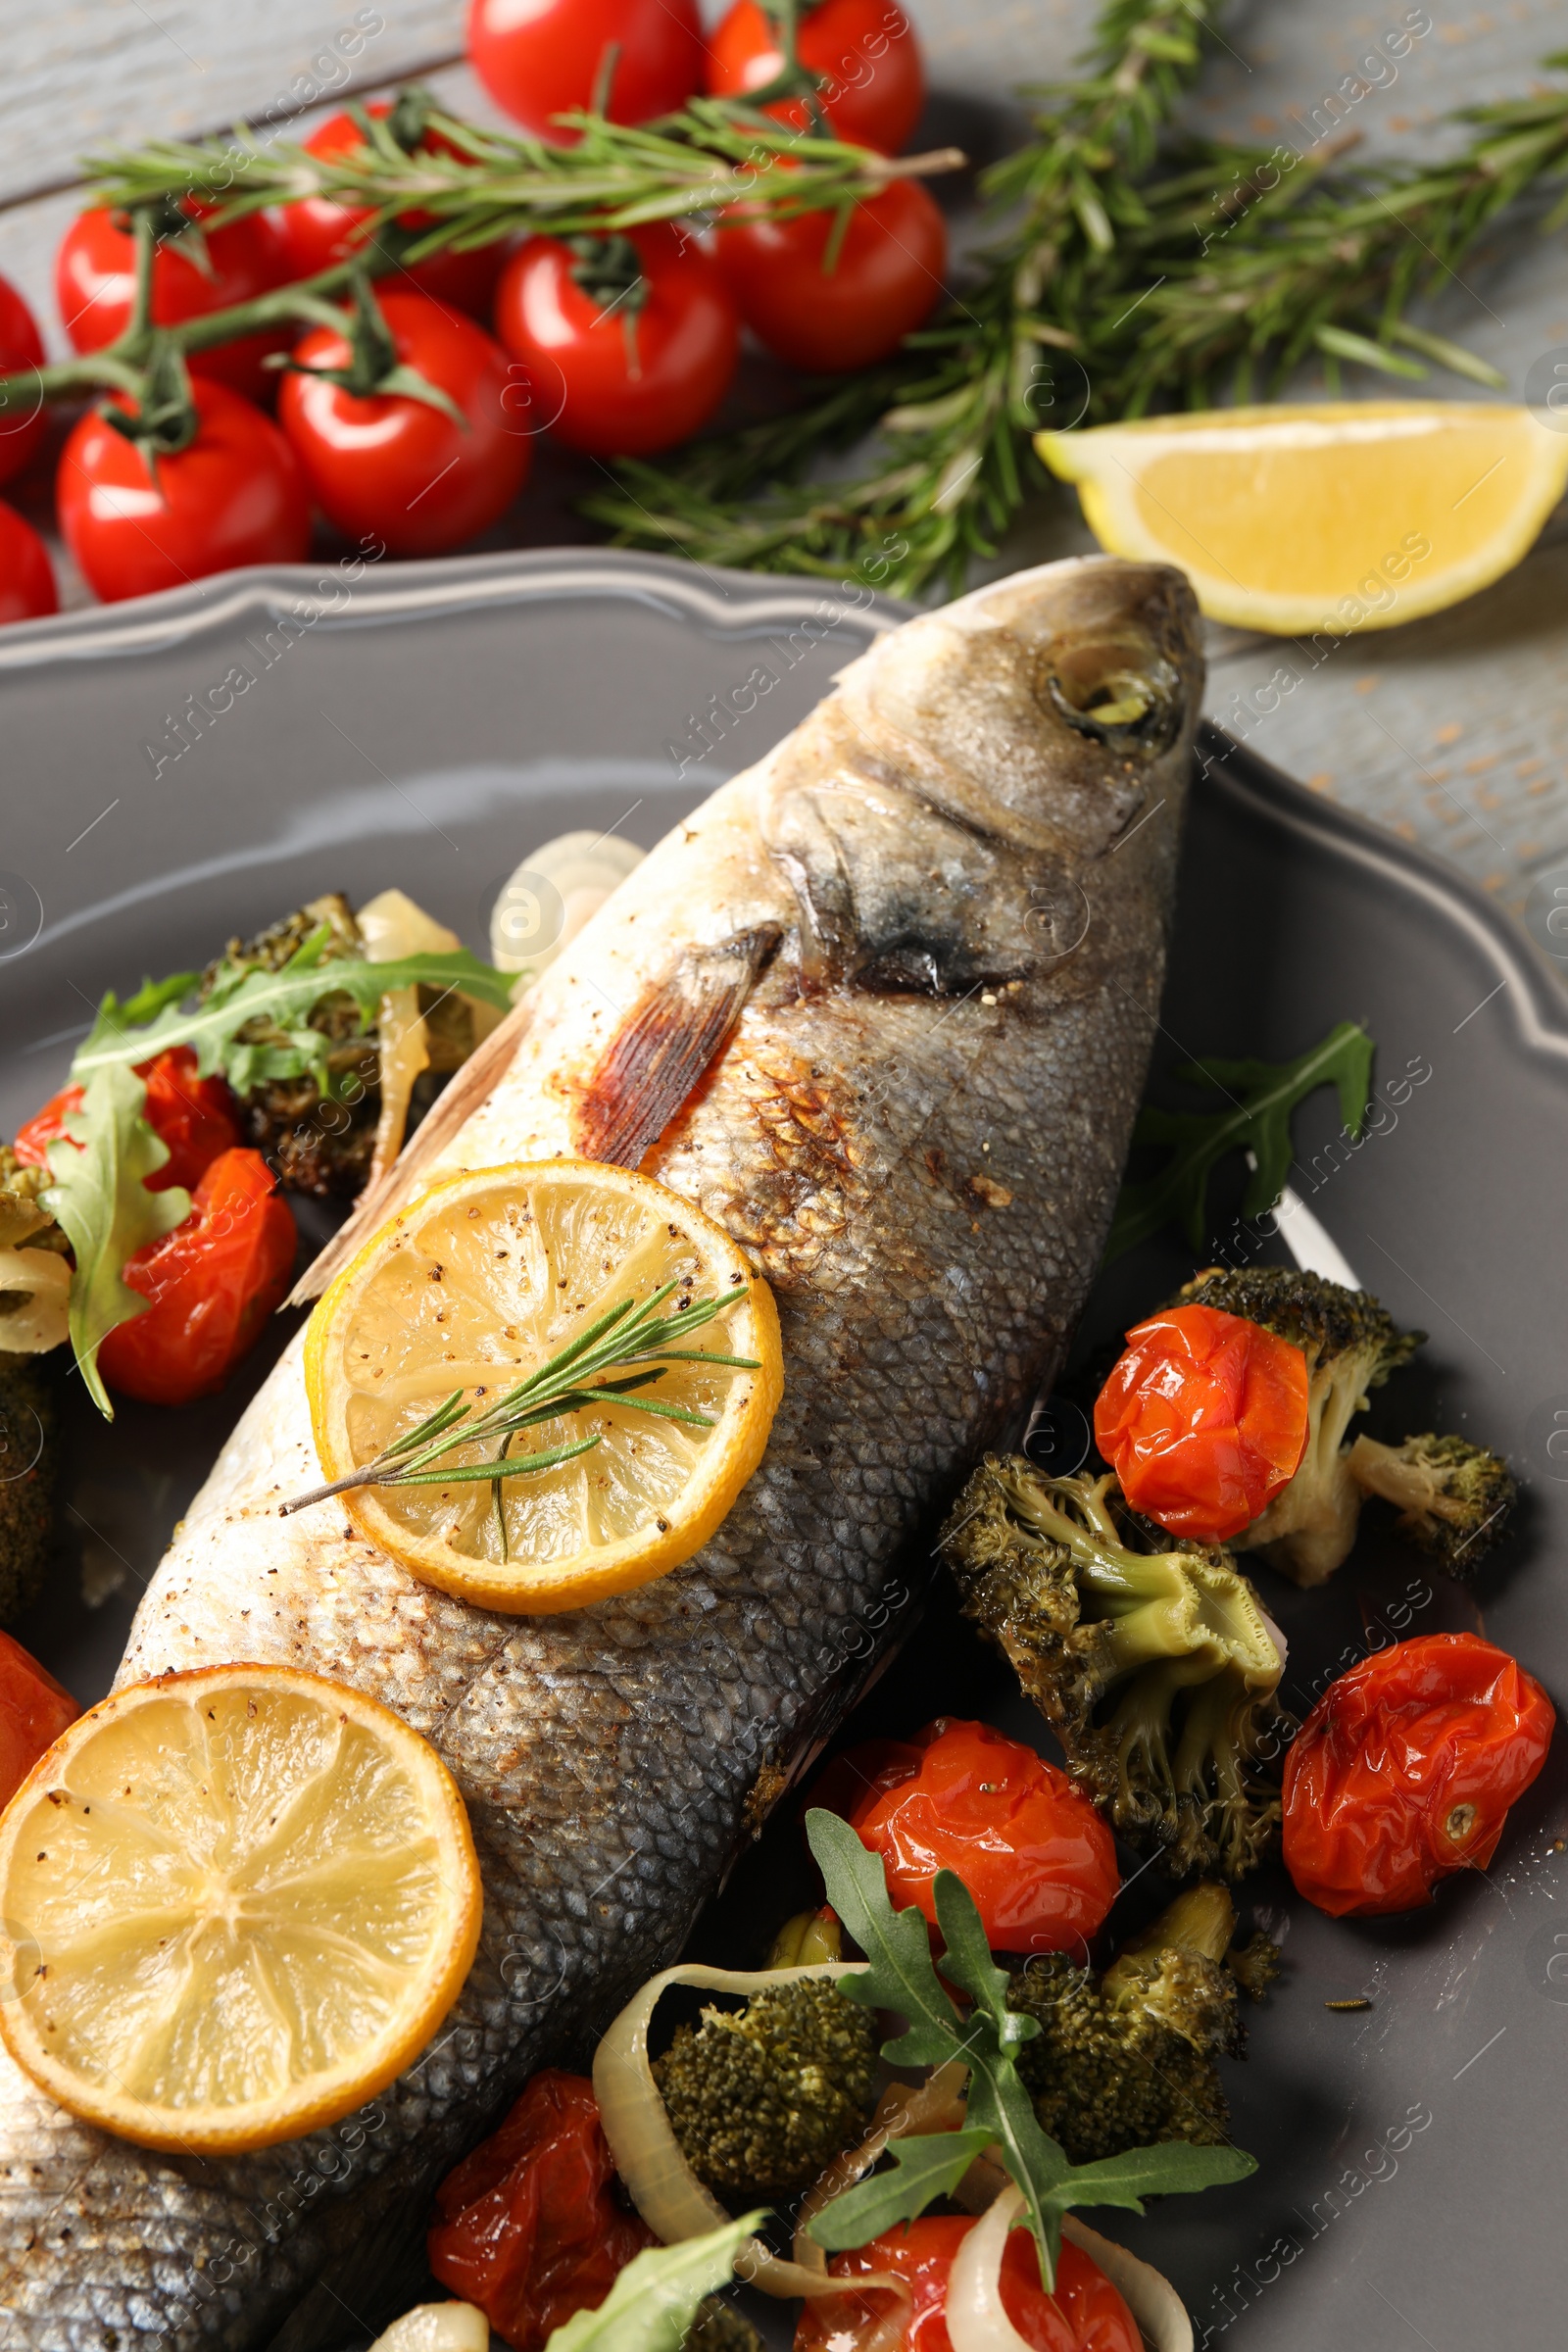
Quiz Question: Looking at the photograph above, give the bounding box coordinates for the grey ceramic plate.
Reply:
[1,552,1564,2351]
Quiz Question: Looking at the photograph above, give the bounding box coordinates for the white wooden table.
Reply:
[2,0,1565,952]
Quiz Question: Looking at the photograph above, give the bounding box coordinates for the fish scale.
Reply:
[0,556,1201,2349]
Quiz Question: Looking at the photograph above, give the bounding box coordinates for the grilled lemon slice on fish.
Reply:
[0,1666,481,2154]
[303,1161,783,1614]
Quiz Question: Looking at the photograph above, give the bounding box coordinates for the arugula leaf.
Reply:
[1106,1020,1374,1263]
[806,2131,994,2252]
[72,939,514,1100]
[543,2212,766,2352]
[806,1809,1258,2288]
[39,1065,191,1419]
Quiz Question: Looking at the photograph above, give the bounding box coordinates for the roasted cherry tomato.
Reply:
[0,1632,79,1813]
[0,501,57,624]
[0,273,47,486]
[56,203,294,405]
[278,291,529,556]
[794,2216,1141,2352]
[429,2069,657,2352]
[494,226,739,458]
[275,104,507,317]
[469,0,704,138]
[713,176,946,373]
[1283,1632,1554,1918]
[708,0,926,155]
[817,1718,1118,1956]
[1094,1302,1309,1542]
[17,1047,240,1195]
[95,1149,297,1406]
[58,380,310,604]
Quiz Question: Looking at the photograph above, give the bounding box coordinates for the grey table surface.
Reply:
[1,0,1566,943]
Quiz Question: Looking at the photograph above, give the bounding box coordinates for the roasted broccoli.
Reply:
[944,1457,1289,1879]
[0,1353,59,1625]
[1173,1268,1514,1584]
[1007,1883,1275,2164]
[681,2301,763,2352]
[652,1977,878,2202]
[1346,1431,1516,1573]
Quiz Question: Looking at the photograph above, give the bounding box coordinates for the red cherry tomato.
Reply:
[275,105,506,317]
[278,291,529,557]
[0,1633,79,1813]
[708,0,926,155]
[1094,1303,1309,1542]
[429,2069,658,2352]
[494,226,738,458]
[0,273,47,485]
[58,380,310,604]
[713,177,946,372]
[56,204,294,405]
[1283,1632,1554,1919]
[794,2217,1141,2352]
[0,501,57,624]
[16,1048,240,1196]
[818,1719,1119,1957]
[469,0,704,139]
[95,1149,297,1406]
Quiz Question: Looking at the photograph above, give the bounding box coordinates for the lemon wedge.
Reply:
[1039,402,1568,633]
[304,1161,783,1615]
[0,1665,481,2154]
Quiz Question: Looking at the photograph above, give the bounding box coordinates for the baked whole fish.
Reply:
[0,555,1202,2351]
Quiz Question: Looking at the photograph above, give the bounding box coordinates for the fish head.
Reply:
[836,555,1204,861]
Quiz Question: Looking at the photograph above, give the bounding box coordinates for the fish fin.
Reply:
[284,990,536,1308]
[575,927,780,1167]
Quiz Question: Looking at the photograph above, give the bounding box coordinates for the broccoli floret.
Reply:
[0,1354,59,1625]
[1173,1266,1419,1587]
[1346,1432,1515,1575]
[1226,1930,1283,2002]
[682,2302,763,2352]
[1007,1883,1269,2164]
[944,1457,1289,1879]
[652,1978,878,2201]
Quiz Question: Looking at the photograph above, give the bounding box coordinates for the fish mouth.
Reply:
[1046,647,1185,755]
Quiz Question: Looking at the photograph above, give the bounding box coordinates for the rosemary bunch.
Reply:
[280,1279,759,1522]
[585,0,1224,596]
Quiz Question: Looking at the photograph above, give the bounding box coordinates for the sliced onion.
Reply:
[1061,2219,1192,2352]
[594,1961,906,2301]
[358,888,503,1184]
[791,2059,971,2280]
[947,2184,1036,2352]
[0,1248,70,1353]
[367,2303,489,2352]
[491,831,645,982]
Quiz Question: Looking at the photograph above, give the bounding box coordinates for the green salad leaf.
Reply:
[39,1066,192,1419]
[543,2212,766,2352]
[72,928,514,1101]
[806,1808,1256,2285]
[1106,1019,1374,1263]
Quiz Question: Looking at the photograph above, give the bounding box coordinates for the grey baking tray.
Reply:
[1,550,1564,2349]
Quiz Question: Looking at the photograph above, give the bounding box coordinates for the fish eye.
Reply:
[1047,654,1181,752]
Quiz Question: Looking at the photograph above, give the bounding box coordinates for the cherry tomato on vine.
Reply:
[0,273,47,485]
[713,176,946,373]
[0,1633,78,1815]
[1283,1633,1554,1919]
[814,1718,1118,1956]
[468,0,704,139]
[493,225,738,458]
[278,291,529,556]
[429,2069,657,2350]
[794,2217,1142,2352]
[56,204,295,405]
[96,1148,297,1406]
[17,1048,239,1195]
[708,0,926,156]
[1094,1302,1309,1542]
[58,380,310,604]
[275,105,507,318]
[0,502,57,624]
